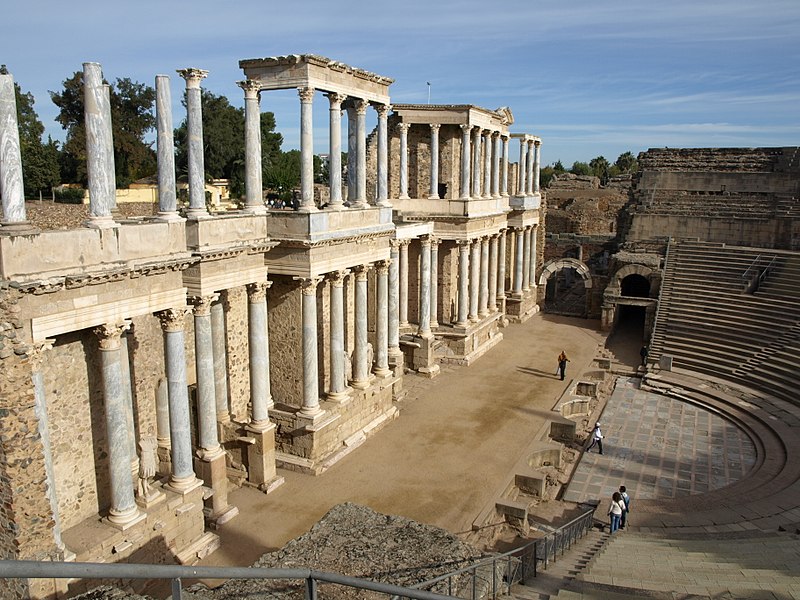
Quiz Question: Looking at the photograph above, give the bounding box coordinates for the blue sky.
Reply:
[2,0,799,167]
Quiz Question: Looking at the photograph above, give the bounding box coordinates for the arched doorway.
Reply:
[538,258,592,317]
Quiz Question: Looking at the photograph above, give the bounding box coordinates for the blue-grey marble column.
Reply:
[376,104,391,206]
[298,87,317,211]
[351,265,370,388]
[327,270,350,400]
[95,322,142,525]
[239,79,265,214]
[518,138,527,195]
[399,241,410,326]
[501,136,509,197]
[388,241,402,361]
[418,237,432,337]
[346,104,356,203]
[489,234,499,312]
[0,73,31,232]
[326,93,346,209]
[158,308,200,493]
[398,123,410,199]
[211,299,230,422]
[374,260,391,376]
[354,99,368,207]
[191,295,223,457]
[498,229,507,302]
[460,124,471,199]
[247,282,273,428]
[456,241,470,326]
[429,124,440,199]
[482,131,492,199]
[526,141,535,195]
[472,127,482,198]
[530,224,538,287]
[491,132,501,198]
[479,237,489,317]
[177,68,209,218]
[430,239,439,328]
[523,227,532,290]
[83,63,117,229]
[533,140,542,194]
[119,330,137,474]
[469,239,480,322]
[155,75,181,221]
[513,228,524,296]
[298,277,323,416]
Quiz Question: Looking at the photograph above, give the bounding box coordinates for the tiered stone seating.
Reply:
[638,147,786,172]
[635,190,781,219]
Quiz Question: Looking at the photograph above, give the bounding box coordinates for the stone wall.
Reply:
[223,287,251,422]
[265,277,303,408]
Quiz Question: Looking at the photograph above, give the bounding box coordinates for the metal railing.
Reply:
[0,560,456,600]
[399,504,597,600]
[741,254,778,293]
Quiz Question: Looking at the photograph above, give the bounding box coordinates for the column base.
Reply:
[84,215,119,229]
[0,221,38,236]
[295,408,328,427]
[105,505,146,531]
[185,208,211,220]
[241,205,267,215]
[427,194,440,200]
[155,211,186,222]
[297,203,319,212]
[326,202,346,211]
[349,378,370,390]
[376,199,392,207]
[326,388,352,404]
[372,366,392,378]
[165,474,203,496]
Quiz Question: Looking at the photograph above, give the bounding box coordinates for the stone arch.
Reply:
[606,263,654,295]
[538,257,593,289]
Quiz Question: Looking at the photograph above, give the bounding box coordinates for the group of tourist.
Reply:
[607,486,631,533]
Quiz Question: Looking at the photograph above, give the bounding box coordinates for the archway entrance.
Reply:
[539,258,592,317]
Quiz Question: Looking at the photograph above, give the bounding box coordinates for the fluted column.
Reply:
[327,270,350,400]
[479,237,490,316]
[501,135,509,197]
[154,75,182,221]
[518,138,527,195]
[191,295,223,458]
[376,103,391,206]
[460,124,472,199]
[298,277,323,416]
[429,124,440,199]
[456,241,470,326]
[489,234,498,312]
[522,227,531,290]
[95,322,142,526]
[469,239,480,322]
[388,241,402,360]
[374,260,392,376]
[399,240,410,326]
[398,123,410,199]
[513,228,524,296]
[247,282,274,429]
[354,99,368,207]
[157,308,201,493]
[238,79,265,214]
[491,132,501,198]
[0,72,31,232]
[430,238,439,328]
[419,237,432,337]
[498,229,507,303]
[472,127,482,199]
[526,140,535,195]
[211,299,230,422]
[533,140,542,194]
[84,62,117,228]
[326,93,346,209]
[482,131,492,199]
[351,265,370,389]
[298,87,317,211]
[177,67,209,218]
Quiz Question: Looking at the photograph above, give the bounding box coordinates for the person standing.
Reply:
[608,491,625,533]
[587,422,604,454]
[557,350,570,381]
[640,345,649,367]
[619,485,631,529]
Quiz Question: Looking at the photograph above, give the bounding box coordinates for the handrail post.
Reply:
[306,576,317,600]
[171,577,182,600]
[471,565,477,600]
[491,557,497,599]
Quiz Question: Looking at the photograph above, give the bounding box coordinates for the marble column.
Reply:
[326,93,346,210]
[298,277,323,416]
[530,224,538,287]
[526,141,535,195]
[518,138,527,195]
[430,238,439,328]
[327,270,350,401]
[522,227,531,290]
[346,105,357,203]
[460,124,471,199]
[479,237,489,317]
[501,135,510,197]
[456,241,470,326]
[491,132,501,198]
[388,241,403,361]
[354,99,368,207]
[489,234,498,312]
[472,127,482,199]
[155,75,181,221]
[0,72,31,232]
[210,299,230,422]
[498,229,507,303]
[156,378,171,456]
[239,79,265,214]
[469,239,480,322]
[513,228,524,297]
[399,241,410,326]
[95,322,143,527]
[398,123,410,199]
[351,265,370,389]
[177,68,209,219]
[533,140,542,194]
[374,260,392,376]
[83,62,117,228]
[429,124,440,199]
[119,330,137,475]
[191,295,222,457]
[376,103,391,206]
[247,282,273,428]
[418,237,432,337]
[482,131,492,199]
[298,87,317,211]
[158,309,201,493]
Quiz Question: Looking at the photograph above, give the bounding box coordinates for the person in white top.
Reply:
[608,491,625,533]
[587,422,604,454]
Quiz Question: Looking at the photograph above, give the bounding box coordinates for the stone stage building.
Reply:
[0,54,544,599]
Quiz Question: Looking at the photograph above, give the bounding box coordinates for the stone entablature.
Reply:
[391,104,512,131]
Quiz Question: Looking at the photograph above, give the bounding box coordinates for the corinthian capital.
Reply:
[237,79,261,100]
[176,68,208,88]
[298,87,316,103]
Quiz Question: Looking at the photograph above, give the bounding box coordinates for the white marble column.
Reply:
[501,135,509,197]
[456,241,470,326]
[346,105,357,203]
[326,93,346,210]
[247,282,274,428]
[518,138,527,195]
[398,123,410,199]
[482,131,492,199]
[522,227,531,290]
[298,87,316,211]
[489,234,498,312]
[513,228,524,296]
[84,62,117,228]
[374,260,392,376]
[354,99,368,207]
[351,265,370,389]
[191,295,223,458]
[430,238,439,328]
[95,322,142,527]
[210,299,229,422]
[0,72,31,232]
[472,127,482,199]
[399,240,410,326]
[491,132,501,198]
[498,229,507,303]
[526,141,535,195]
[239,79,265,214]
[155,75,181,222]
[418,237,432,337]
[388,241,402,360]
[530,224,538,287]
[533,140,542,194]
[157,309,201,493]
[460,124,471,199]
[479,236,489,317]
[469,239,480,322]
[376,103,391,206]
[177,68,209,218]
[429,124,440,199]
[328,270,350,400]
[298,277,323,416]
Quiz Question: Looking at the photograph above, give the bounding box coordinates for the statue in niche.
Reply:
[137,435,159,501]
[366,343,374,372]
[344,350,353,385]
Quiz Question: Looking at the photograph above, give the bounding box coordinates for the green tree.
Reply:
[264,149,300,195]
[570,161,591,176]
[552,160,565,174]
[614,151,638,174]
[589,156,610,184]
[539,165,556,188]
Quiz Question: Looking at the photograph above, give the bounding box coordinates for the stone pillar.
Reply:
[247,282,274,427]
[388,241,403,363]
[374,260,392,376]
[533,140,542,194]
[346,105,356,203]
[83,62,117,228]
[469,239,480,322]
[210,299,229,422]
[530,224,538,288]
[459,124,471,199]
[418,237,432,337]
[501,135,509,197]
[456,241,470,326]
[513,228,524,297]
[95,323,143,528]
[190,295,222,456]
[354,99,368,207]
[239,79,265,214]
[325,93,346,210]
[482,131,492,199]
[119,331,137,475]
[522,227,531,290]
[155,75,181,221]
[472,127,482,199]
[0,72,31,233]
[327,270,350,401]
[298,277,323,416]
[158,309,201,494]
[376,103,391,206]
[518,138,527,195]
[351,265,370,389]
[489,234,498,312]
[398,123,410,199]
[177,67,209,219]
[429,124,440,199]
[155,378,171,463]
[298,87,317,211]
[399,240,410,327]
[526,141,535,195]
[491,132,501,198]
[430,238,439,328]
[498,229,507,303]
